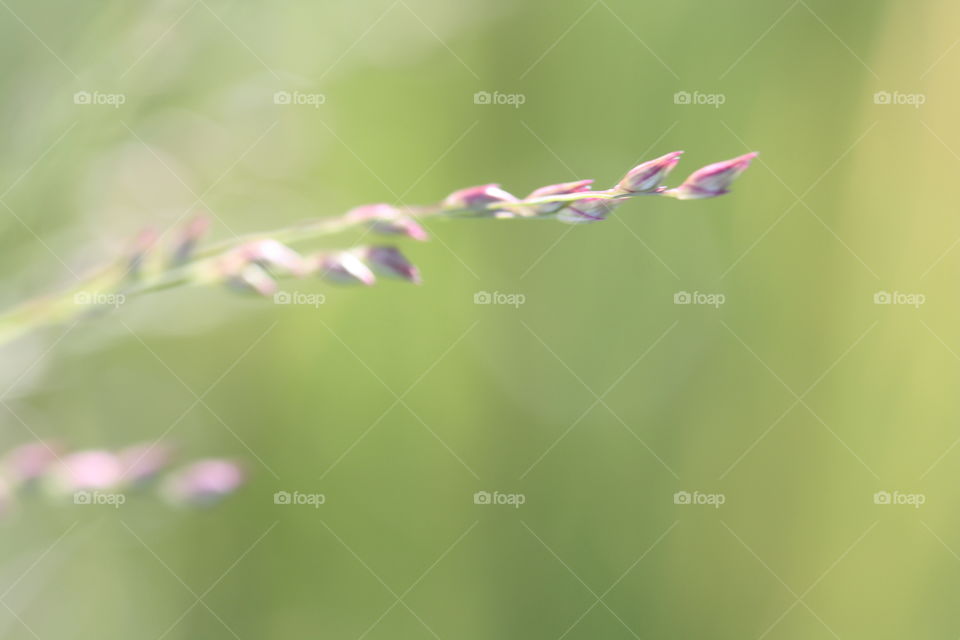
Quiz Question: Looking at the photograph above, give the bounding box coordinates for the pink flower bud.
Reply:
[239,239,307,277]
[442,184,519,216]
[665,152,758,200]
[362,246,421,284]
[616,151,683,193]
[162,459,245,506]
[556,197,623,224]
[525,180,594,215]
[345,204,429,241]
[314,252,376,286]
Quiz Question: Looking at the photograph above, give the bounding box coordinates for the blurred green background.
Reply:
[1,0,959,637]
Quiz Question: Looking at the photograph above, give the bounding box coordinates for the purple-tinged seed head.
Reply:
[53,450,123,492]
[223,261,279,297]
[556,197,623,224]
[219,242,293,296]
[3,441,60,487]
[442,184,519,216]
[380,217,429,241]
[525,180,595,215]
[314,252,376,286]
[362,246,421,284]
[346,204,429,240]
[128,227,160,277]
[119,444,173,485]
[239,239,307,277]
[616,151,683,194]
[162,459,245,507]
[171,214,211,264]
[345,203,401,222]
[665,152,758,200]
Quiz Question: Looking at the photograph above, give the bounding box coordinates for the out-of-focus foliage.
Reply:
[1,0,958,638]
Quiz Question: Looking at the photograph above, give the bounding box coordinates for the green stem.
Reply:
[0,188,651,346]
